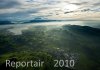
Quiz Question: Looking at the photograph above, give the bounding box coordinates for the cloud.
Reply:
[70,2,88,5]
[0,0,21,9]
[0,0,100,21]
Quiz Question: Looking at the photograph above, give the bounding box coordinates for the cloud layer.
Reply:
[0,0,100,21]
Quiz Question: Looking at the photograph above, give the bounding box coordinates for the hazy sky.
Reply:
[0,0,100,21]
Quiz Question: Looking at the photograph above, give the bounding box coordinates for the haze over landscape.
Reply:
[0,0,100,70]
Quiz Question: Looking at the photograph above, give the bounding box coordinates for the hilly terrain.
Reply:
[0,25,100,70]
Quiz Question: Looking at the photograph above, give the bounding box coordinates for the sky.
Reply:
[0,0,100,21]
